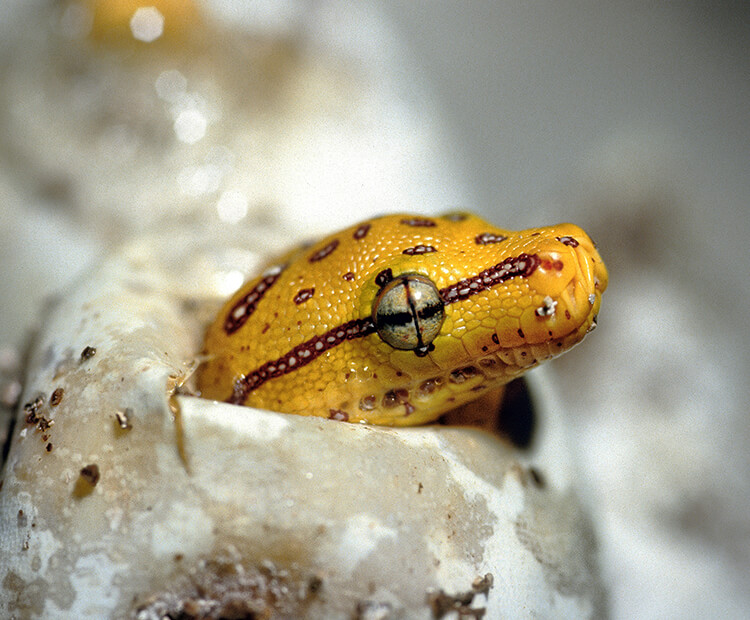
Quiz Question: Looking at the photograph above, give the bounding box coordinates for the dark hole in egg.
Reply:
[437,377,536,449]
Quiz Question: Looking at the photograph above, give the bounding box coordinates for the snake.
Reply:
[198,212,607,426]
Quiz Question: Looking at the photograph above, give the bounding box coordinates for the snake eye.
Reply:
[372,274,445,355]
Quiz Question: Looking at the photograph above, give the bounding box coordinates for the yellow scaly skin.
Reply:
[198,213,608,426]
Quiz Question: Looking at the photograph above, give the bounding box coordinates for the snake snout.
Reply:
[521,227,607,344]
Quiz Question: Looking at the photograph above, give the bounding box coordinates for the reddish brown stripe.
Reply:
[556,236,579,247]
[229,317,376,404]
[402,245,437,255]
[440,253,540,304]
[309,239,340,262]
[294,288,315,304]
[475,232,507,245]
[224,265,285,335]
[353,223,371,240]
[400,217,436,227]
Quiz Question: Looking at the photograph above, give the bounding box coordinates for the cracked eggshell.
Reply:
[0,228,606,618]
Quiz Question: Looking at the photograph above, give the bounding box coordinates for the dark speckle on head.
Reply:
[400,217,436,227]
[402,245,437,255]
[353,223,371,240]
[342,271,355,281]
[475,232,507,245]
[308,239,340,262]
[293,288,315,304]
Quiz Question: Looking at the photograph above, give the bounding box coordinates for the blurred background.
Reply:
[1,2,748,618]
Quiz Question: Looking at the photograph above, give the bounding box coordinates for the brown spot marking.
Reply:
[45,443,52,452]
[224,265,285,335]
[565,309,571,320]
[342,271,355,281]
[541,258,565,271]
[382,389,414,414]
[23,396,44,424]
[557,235,579,247]
[37,417,52,432]
[328,409,349,422]
[230,318,376,404]
[440,253,540,304]
[416,378,442,398]
[308,239,340,262]
[50,387,64,407]
[359,394,377,411]
[517,328,525,339]
[400,217,436,227]
[79,464,100,486]
[24,396,54,435]
[449,367,479,384]
[491,333,499,345]
[382,388,408,408]
[402,244,437,255]
[80,346,96,361]
[294,288,315,305]
[80,464,100,485]
[475,232,507,245]
[73,464,100,498]
[375,268,393,288]
[353,223,371,240]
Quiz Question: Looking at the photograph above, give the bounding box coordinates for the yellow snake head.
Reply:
[198,213,607,426]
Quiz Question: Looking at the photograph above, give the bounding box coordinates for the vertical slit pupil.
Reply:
[402,278,425,350]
